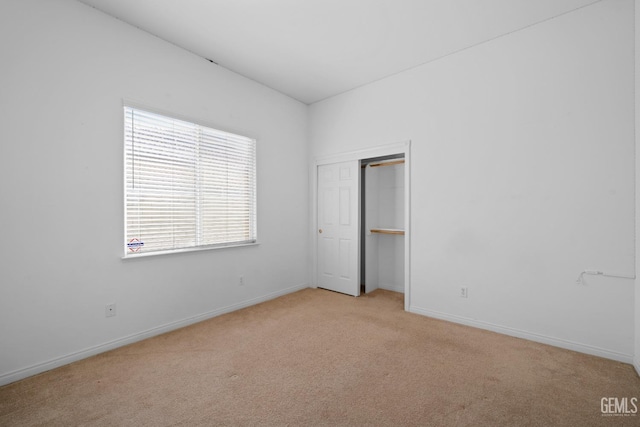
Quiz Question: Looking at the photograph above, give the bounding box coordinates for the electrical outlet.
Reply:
[239,276,244,286]
[105,303,116,317]
[460,287,468,298]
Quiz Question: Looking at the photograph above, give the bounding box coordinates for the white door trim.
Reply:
[312,141,411,311]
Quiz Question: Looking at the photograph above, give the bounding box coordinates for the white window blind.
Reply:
[124,106,256,256]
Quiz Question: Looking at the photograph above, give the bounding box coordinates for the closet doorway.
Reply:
[361,155,405,295]
[314,142,411,310]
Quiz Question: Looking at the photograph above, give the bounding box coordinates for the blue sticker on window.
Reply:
[127,238,144,252]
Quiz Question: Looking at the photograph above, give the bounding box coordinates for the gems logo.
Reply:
[601,397,638,416]
[127,238,144,252]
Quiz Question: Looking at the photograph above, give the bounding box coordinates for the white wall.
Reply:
[635,0,640,375]
[311,0,635,362]
[0,0,309,385]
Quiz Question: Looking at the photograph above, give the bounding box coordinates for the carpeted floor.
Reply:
[1,288,638,426]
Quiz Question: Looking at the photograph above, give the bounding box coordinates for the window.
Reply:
[124,106,256,256]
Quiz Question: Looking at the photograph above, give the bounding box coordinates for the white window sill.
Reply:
[121,241,260,260]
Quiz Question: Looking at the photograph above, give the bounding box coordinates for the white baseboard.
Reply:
[410,305,633,364]
[0,284,308,387]
[635,359,640,377]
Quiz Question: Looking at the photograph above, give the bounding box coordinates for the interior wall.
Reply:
[310,0,635,361]
[0,0,309,385]
[635,0,640,375]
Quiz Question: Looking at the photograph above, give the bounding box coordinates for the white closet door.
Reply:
[317,161,360,296]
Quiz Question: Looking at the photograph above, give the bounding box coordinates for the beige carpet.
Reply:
[1,288,638,426]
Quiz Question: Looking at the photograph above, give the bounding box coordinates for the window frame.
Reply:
[122,103,258,259]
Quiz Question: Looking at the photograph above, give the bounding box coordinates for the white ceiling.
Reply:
[77,0,597,104]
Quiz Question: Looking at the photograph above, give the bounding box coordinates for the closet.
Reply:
[361,155,405,294]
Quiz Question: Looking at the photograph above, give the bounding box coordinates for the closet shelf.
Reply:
[370,228,405,235]
[368,159,405,168]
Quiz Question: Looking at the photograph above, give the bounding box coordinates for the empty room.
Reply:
[1,0,639,425]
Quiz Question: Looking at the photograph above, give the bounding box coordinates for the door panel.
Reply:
[339,187,351,225]
[317,161,359,296]
[319,236,332,277]
[339,238,351,279]
[322,188,336,225]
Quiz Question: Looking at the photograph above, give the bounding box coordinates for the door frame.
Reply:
[312,141,411,311]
